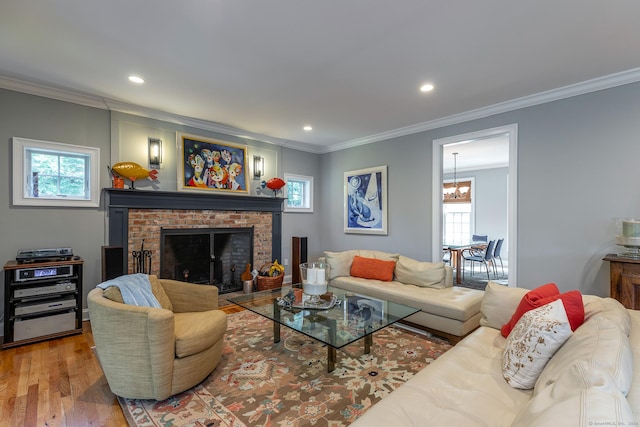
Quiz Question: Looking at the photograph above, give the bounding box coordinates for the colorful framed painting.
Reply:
[344,165,387,235]
[177,133,248,193]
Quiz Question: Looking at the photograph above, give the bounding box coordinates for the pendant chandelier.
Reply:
[443,152,471,203]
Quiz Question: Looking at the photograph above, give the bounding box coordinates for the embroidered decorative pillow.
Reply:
[350,255,396,281]
[502,299,573,389]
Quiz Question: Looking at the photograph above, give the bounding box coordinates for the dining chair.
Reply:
[464,239,496,281]
[462,234,488,263]
[472,234,488,243]
[493,238,505,277]
[442,248,452,265]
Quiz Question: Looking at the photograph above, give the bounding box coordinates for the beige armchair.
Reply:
[88,275,227,400]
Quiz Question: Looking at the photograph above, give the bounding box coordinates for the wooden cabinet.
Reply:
[3,257,83,348]
[603,254,640,309]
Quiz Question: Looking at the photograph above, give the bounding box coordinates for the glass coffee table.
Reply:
[227,285,420,372]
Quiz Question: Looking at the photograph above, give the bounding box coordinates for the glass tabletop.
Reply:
[444,240,487,249]
[227,285,420,349]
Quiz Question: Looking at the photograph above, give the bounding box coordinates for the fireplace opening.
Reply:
[160,227,254,294]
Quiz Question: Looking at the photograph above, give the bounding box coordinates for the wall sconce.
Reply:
[253,155,264,179]
[149,138,162,168]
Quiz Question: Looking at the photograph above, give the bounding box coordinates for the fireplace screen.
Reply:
[160,227,253,294]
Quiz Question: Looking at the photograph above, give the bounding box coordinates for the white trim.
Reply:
[433,124,518,287]
[329,68,640,153]
[283,173,314,213]
[1,68,639,154]
[12,137,101,208]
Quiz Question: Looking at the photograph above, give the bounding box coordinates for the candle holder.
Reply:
[615,218,640,259]
[300,262,330,306]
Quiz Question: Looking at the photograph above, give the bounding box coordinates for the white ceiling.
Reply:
[1,1,640,154]
[442,135,510,173]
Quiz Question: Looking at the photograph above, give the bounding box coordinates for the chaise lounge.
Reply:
[321,249,485,343]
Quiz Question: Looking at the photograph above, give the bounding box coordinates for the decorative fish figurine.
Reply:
[111,162,158,189]
[263,177,286,191]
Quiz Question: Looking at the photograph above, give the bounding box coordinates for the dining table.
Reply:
[444,241,488,284]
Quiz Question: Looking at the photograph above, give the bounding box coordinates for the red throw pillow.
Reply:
[350,255,396,282]
[537,290,585,332]
[501,284,585,337]
[501,283,560,337]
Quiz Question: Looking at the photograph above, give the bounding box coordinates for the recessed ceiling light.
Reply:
[128,75,144,84]
[420,83,434,92]
[303,125,313,131]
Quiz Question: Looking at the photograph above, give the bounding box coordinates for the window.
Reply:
[443,202,472,245]
[12,137,100,207]
[284,173,313,213]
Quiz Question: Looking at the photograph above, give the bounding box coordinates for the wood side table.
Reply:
[603,254,640,309]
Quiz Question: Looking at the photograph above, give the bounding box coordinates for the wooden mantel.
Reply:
[104,188,285,273]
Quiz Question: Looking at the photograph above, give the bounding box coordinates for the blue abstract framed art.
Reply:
[343,165,388,235]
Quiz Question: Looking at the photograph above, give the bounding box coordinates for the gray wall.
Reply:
[0,89,111,317]
[472,168,508,253]
[319,82,640,296]
[111,112,283,194]
[281,147,323,277]
[2,79,639,329]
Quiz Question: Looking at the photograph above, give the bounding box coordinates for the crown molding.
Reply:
[325,67,640,153]
[103,99,323,153]
[0,75,110,110]
[0,75,324,153]
[2,67,640,155]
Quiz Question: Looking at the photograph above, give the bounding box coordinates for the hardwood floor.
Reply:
[0,304,243,427]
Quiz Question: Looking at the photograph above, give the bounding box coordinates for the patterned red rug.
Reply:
[118,310,451,427]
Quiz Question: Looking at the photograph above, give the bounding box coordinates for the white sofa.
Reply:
[352,282,640,426]
[321,250,485,343]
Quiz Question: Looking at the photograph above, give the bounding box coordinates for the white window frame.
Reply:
[284,173,314,213]
[12,137,100,207]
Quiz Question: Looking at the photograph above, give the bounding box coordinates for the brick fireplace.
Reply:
[105,189,284,283]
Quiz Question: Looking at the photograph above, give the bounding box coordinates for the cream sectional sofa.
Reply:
[352,282,640,426]
[321,250,485,343]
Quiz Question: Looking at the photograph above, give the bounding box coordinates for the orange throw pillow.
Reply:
[501,283,585,337]
[350,255,396,282]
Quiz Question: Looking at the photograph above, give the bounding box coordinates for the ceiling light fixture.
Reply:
[420,83,434,92]
[443,152,470,202]
[128,75,144,84]
[303,126,313,131]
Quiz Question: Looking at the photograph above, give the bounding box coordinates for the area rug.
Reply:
[118,310,451,427]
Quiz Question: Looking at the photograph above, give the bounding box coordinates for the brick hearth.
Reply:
[127,209,272,276]
[105,189,284,277]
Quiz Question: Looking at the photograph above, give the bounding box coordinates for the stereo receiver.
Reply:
[14,265,73,282]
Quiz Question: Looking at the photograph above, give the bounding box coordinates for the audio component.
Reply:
[4,257,83,348]
[16,247,73,263]
[13,312,76,342]
[292,236,308,284]
[14,295,76,316]
[14,264,73,282]
[13,281,76,298]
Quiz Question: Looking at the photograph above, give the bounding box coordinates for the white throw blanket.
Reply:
[97,273,161,308]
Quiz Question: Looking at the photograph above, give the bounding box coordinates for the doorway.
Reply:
[432,124,518,286]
